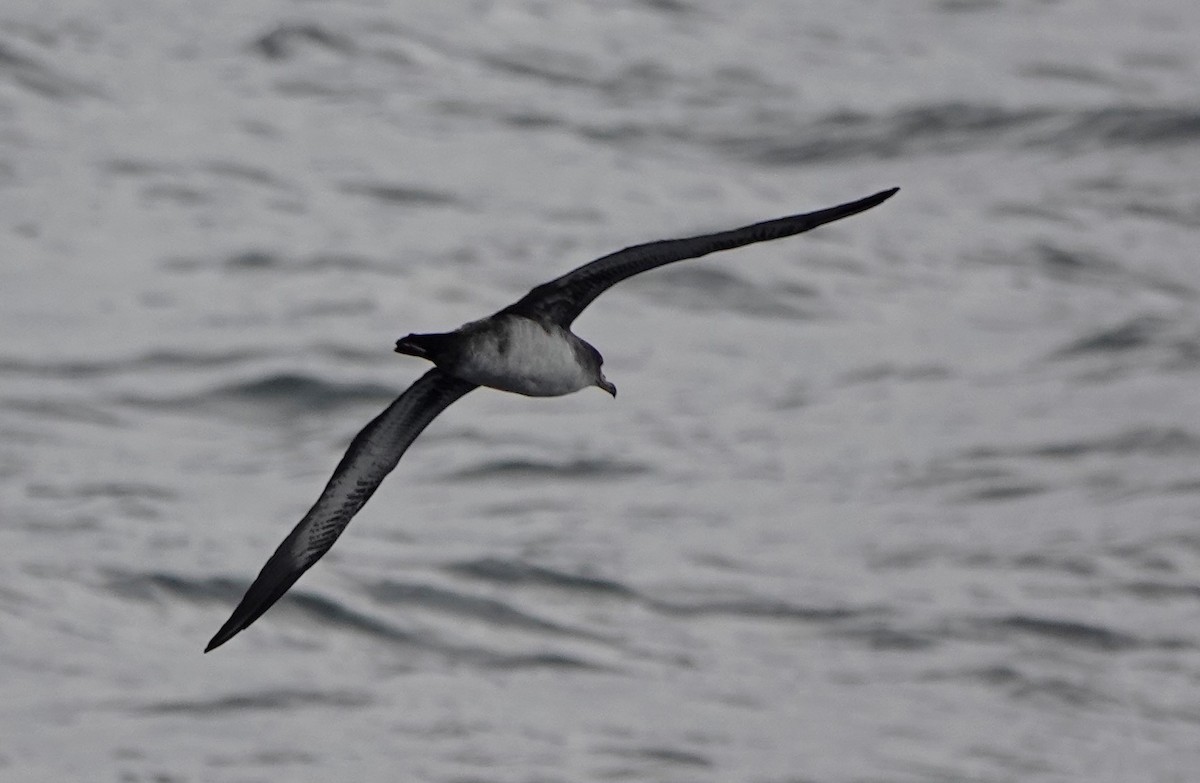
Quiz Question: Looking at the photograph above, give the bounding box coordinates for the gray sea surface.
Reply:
[2,1,1200,781]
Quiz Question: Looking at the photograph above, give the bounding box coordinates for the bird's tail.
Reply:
[395,331,455,362]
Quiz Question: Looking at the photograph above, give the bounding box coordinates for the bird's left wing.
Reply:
[205,368,476,652]
[502,188,898,328]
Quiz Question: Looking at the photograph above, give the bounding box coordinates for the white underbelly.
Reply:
[453,317,593,397]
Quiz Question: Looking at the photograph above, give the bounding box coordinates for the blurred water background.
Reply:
[2,1,1200,780]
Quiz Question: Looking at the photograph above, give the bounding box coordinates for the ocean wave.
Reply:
[0,37,98,100]
[925,664,1108,708]
[0,349,266,379]
[1052,315,1172,357]
[449,456,650,481]
[448,557,638,596]
[988,614,1141,652]
[724,103,1200,166]
[163,249,405,275]
[967,426,1200,461]
[364,578,603,639]
[202,372,397,411]
[448,556,867,627]
[136,688,371,715]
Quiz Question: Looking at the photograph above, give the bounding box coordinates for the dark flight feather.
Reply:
[501,188,898,327]
[205,369,476,652]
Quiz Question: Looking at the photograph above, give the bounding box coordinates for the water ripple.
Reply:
[137,688,372,715]
[450,456,650,481]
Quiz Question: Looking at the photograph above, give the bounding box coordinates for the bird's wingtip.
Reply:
[204,622,241,653]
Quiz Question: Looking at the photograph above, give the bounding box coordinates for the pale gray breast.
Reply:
[452,315,594,397]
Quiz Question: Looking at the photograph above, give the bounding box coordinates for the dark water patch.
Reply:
[138,688,370,716]
[1124,580,1200,601]
[1106,538,1195,574]
[204,372,397,411]
[447,557,638,597]
[964,427,1200,464]
[106,572,247,604]
[936,0,1004,11]
[364,579,597,638]
[1052,315,1168,357]
[637,0,692,14]
[994,614,1139,651]
[142,181,208,206]
[839,362,951,387]
[450,456,650,481]
[479,47,596,89]
[1033,242,1117,277]
[474,651,601,671]
[27,480,175,502]
[1012,676,1111,708]
[940,613,1194,659]
[629,267,814,319]
[103,157,172,176]
[0,348,266,380]
[0,356,124,379]
[958,482,1048,503]
[499,108,560,130]
[164,249,397,275]
[1009,552,1097,576]
[304,253,391,273]
[724,103,1200,167]
[204,160,286,188]
[448,558,858,627]
[1020,62,1120,88]
[339,181,458,207]
[835,621,937,651]
[599,744,713,769]
[1162,477,1200,495]
[3,397,122,427]
[1036,427,1200,458]
[310,342,394,364]
[252,24,355,60]
[925,665,1107,708]
[136,349,268,369]
[928,664,1023,687]
[601,61,676,102]
[1051,106,1200,148]
[649,596,863,624]
[894,460,1020,497]
[982,243,1195,300]
[0,39,96,99]
[225,250,276,270]
[731,103,1052,165]
[286,591,419,645]
[1124,197,1200,228]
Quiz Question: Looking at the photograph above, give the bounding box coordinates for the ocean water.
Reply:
[2,0,1199,780]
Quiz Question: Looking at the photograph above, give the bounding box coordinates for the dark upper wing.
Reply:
[501,188,898,328]
[205,368,476,652]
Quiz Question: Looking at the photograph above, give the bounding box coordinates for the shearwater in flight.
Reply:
[205,187,898,651]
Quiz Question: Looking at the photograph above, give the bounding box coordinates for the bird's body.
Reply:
[205,187,899,652]
[397,314,608,398]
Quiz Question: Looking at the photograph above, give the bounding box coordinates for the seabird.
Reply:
[205,187,898,652]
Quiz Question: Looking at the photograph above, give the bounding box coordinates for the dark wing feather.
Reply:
[205,368,476,652]
[502,188,898,327]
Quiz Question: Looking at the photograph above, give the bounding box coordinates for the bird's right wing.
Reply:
[501,188,898,328]
[205,368,476,652]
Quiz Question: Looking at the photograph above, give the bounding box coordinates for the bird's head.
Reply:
[596,371,616,398]
[577,339,616,398]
